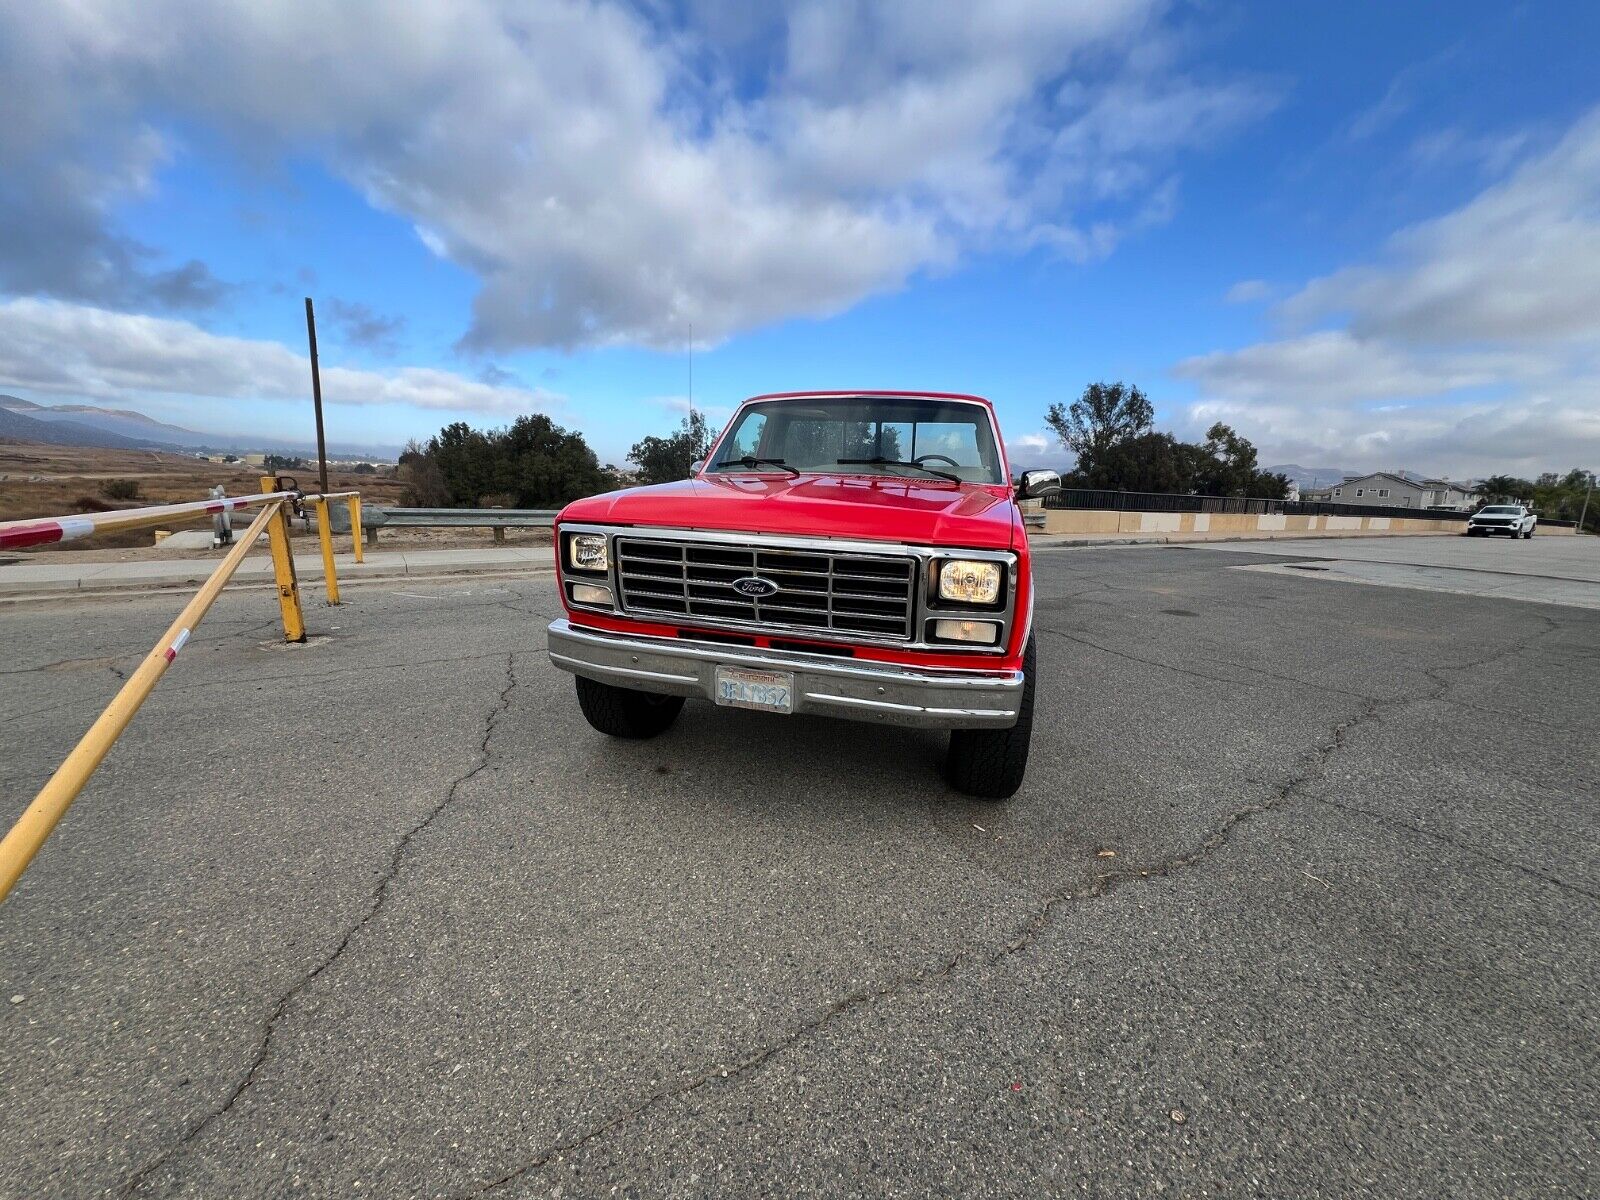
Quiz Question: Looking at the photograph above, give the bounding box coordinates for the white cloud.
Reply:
[0,298,560,417]
[1172,106,1600,477]
[1179,393,1600,480]
[0,0,1270,351]
[1281,109,1600,344]
[1223,279,1272,304]
[1175,331,1535,406]
[1006,430,1074,470]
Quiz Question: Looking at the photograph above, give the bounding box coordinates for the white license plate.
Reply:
[714,667,794,714]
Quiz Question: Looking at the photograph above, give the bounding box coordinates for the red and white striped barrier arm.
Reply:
[0,491,295,551]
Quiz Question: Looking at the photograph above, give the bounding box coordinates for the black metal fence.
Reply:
[1040,488,1467,520]
[1039,489,1578,527]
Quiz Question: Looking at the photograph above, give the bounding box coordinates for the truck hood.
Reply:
[559,474,1018,550]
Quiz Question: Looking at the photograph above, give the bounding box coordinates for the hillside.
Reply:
[0,394,400,459]
[0,442,406,551]
[0,403,160,450]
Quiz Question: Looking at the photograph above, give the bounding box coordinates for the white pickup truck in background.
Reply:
[1465,504,1538,538]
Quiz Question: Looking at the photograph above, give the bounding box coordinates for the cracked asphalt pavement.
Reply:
[2,541,1596,1198]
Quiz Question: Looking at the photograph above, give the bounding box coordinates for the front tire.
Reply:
[946,636,1036,800]
[575,676,685,739]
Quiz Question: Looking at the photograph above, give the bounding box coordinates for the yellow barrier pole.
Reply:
[312,497,341,605]
[261,476,307,642]
[0,502,283,902]
[349,495,364,563]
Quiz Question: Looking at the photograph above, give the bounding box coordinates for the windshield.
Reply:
[707,396,1004,484]
[1479,506,1522,514]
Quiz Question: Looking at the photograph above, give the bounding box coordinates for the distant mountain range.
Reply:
[1265,464,1357,490]
[2,395,206,447]
[0,402,162,450]
[0,395,397,459]
[1267,464,1484,490]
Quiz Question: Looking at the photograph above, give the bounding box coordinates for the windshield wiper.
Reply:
[836,457,961,483]
[717,455,799,476]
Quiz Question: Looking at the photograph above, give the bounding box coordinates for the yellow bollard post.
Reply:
[349,495,364,563]
[313,498,341,605]
[262,476,306,642]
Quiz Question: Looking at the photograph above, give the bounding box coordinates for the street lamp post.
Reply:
[1578,469,1594,535]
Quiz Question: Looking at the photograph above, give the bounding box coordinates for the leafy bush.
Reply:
[399,416,612,508]
[100,479,141,501]
[627,411,713,485]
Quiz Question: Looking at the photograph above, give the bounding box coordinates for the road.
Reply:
[2,538,1596,1198]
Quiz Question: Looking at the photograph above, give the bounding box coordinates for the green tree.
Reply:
[1089,432,1197,493]
[628,411,713,485]
[400,418,610,508]
[1478,475,1534,504]
[1045,382,1154,481]
[498,413,612,506]
[397,438,448,506]
[1526,468,1598,532]
[1193,422,1290,498]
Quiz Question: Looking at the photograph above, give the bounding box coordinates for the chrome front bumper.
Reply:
[547,619,1023,729]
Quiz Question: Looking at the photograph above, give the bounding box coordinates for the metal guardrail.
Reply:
[0,478,363,902]
[351,506,557,545]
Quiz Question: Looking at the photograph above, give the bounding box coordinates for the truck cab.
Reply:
[547,391,1058,798]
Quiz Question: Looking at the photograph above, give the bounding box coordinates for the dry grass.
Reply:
[0,441,407,552]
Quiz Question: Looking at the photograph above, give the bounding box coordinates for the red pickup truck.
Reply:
[547,391,1058,798]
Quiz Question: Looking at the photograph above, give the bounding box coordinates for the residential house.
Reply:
[1419,479,1480,511]
[1326,472,1430,508]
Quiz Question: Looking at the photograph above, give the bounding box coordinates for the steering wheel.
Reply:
[914,453,960,468]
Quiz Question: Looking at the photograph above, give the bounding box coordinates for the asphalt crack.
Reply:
[1040,625,1380,702]
[1306,793,1599,903]
[117,651,521,1198]
[464,614,1572,1193]
[461,696,1386,1196]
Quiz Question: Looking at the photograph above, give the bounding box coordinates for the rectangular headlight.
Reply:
[938,559,1002,606]
[567,533,608,573]
[570,582,613,607]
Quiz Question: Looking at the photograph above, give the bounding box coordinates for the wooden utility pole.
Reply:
[304,297,329,493]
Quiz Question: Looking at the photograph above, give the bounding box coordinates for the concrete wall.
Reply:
[1040,509,1578,538]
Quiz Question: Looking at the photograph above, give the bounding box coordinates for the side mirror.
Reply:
[689,459,706,477]
[1018,469,1061,498]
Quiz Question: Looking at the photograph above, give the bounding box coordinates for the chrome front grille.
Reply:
[615,536,916,640]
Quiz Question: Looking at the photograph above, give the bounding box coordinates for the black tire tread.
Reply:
[575,676,685,739]
[945,636,1036,800]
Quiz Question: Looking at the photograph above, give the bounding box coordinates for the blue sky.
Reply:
[1,1,1597,476]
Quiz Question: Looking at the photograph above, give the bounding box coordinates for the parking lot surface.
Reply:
[2,539,1596,1198]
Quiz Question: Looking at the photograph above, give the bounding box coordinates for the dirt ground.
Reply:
[0,441,408,553]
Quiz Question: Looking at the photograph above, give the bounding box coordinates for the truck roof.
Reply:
[743,390,996,412]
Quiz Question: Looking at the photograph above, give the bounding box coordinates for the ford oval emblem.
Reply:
[731,576,779,598]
